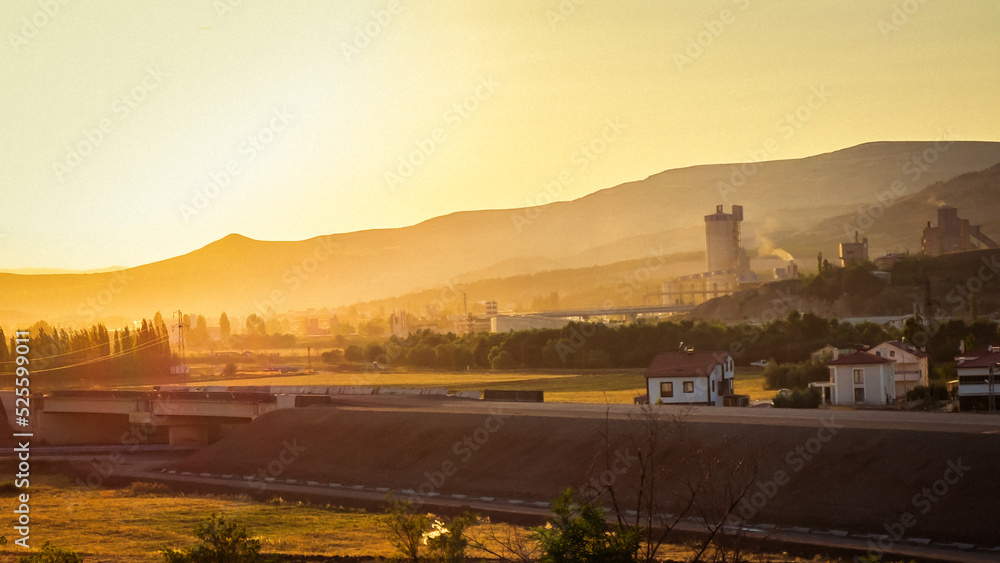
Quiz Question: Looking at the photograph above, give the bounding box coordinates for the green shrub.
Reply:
[426,512,477,563]
[772,388,821,409]
[160,514,261,563]
[382,496,429,562]
[18,542,83,563]
[532,488,641,563]
[905,384,950,401]
[763,359,830,390]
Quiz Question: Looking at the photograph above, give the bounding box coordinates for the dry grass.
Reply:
[734,367,774,401]
[0,477,394,562]
[0,475,836,562]
[182,367,775,405]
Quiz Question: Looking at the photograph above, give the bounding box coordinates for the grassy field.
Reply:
[0,474,827,562]
[0,476,394,562]
[181,366,776,404]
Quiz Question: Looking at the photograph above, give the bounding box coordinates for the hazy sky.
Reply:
[2,1,998,271]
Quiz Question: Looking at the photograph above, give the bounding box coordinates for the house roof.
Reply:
[827,351,892,366]
[878,340,928,359]
[645,351,729,378]
[957,350,1000,368]
[961,343,1000,358]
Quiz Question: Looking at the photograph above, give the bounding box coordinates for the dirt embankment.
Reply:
[170,401,1000,545]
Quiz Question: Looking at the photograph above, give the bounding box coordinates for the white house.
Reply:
[955,350,1000,411]
[645,351,734,406]
[814,351,896,406]
[870,340,929,398]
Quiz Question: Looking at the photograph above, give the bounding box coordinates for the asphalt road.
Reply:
[332,396,1000,435]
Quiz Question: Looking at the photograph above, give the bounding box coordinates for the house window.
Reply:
[853,369,864,384]
[854,387,865,403]
[660,382,673,398]
[683,381,694,393]
[889,350,896,358]
[711,380,716,393]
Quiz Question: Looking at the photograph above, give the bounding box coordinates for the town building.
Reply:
[870,340,929,398]
[812,351,896,406]
[954,349,1000,411]
[644,350,734,406]
[839,231,869,267]
[661,204,758,306]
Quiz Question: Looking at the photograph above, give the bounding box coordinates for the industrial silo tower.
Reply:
[704,204,749,275]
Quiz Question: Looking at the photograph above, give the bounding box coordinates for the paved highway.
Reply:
[331,396,1000,435]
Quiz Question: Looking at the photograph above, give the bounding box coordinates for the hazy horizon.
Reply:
[3,1,999,271]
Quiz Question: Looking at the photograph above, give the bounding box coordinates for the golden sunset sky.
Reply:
[1,1,998,270]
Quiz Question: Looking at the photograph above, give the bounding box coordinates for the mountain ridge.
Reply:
[3,141,999,328]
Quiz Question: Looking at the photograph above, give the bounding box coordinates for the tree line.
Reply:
[329,312,998,373]
[0,314,173,385]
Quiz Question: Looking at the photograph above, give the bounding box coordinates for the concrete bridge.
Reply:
[0,385,463,447]
[0,389,281,447]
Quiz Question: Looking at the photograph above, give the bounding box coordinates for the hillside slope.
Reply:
[2,141,999,326]
[170,402,1000,545]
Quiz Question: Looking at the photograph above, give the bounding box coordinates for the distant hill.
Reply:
[2,141,999,328]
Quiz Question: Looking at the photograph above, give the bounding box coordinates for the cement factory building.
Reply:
[921,206,998,256]
[705,204,751,275]
[661,204,757,306]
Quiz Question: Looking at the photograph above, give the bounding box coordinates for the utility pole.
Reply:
[174,310,187,371]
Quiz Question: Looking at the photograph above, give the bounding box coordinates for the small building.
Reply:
[645,351,734,406]
[870,340,929,398]
[813,351,896,406]
[954,350,1000,411]
[840,231,869,267]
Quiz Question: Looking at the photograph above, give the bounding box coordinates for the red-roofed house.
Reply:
[645,351,734,406]
[955,350,1000,411]
[870,340,929,397]
[813,351,896,406]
